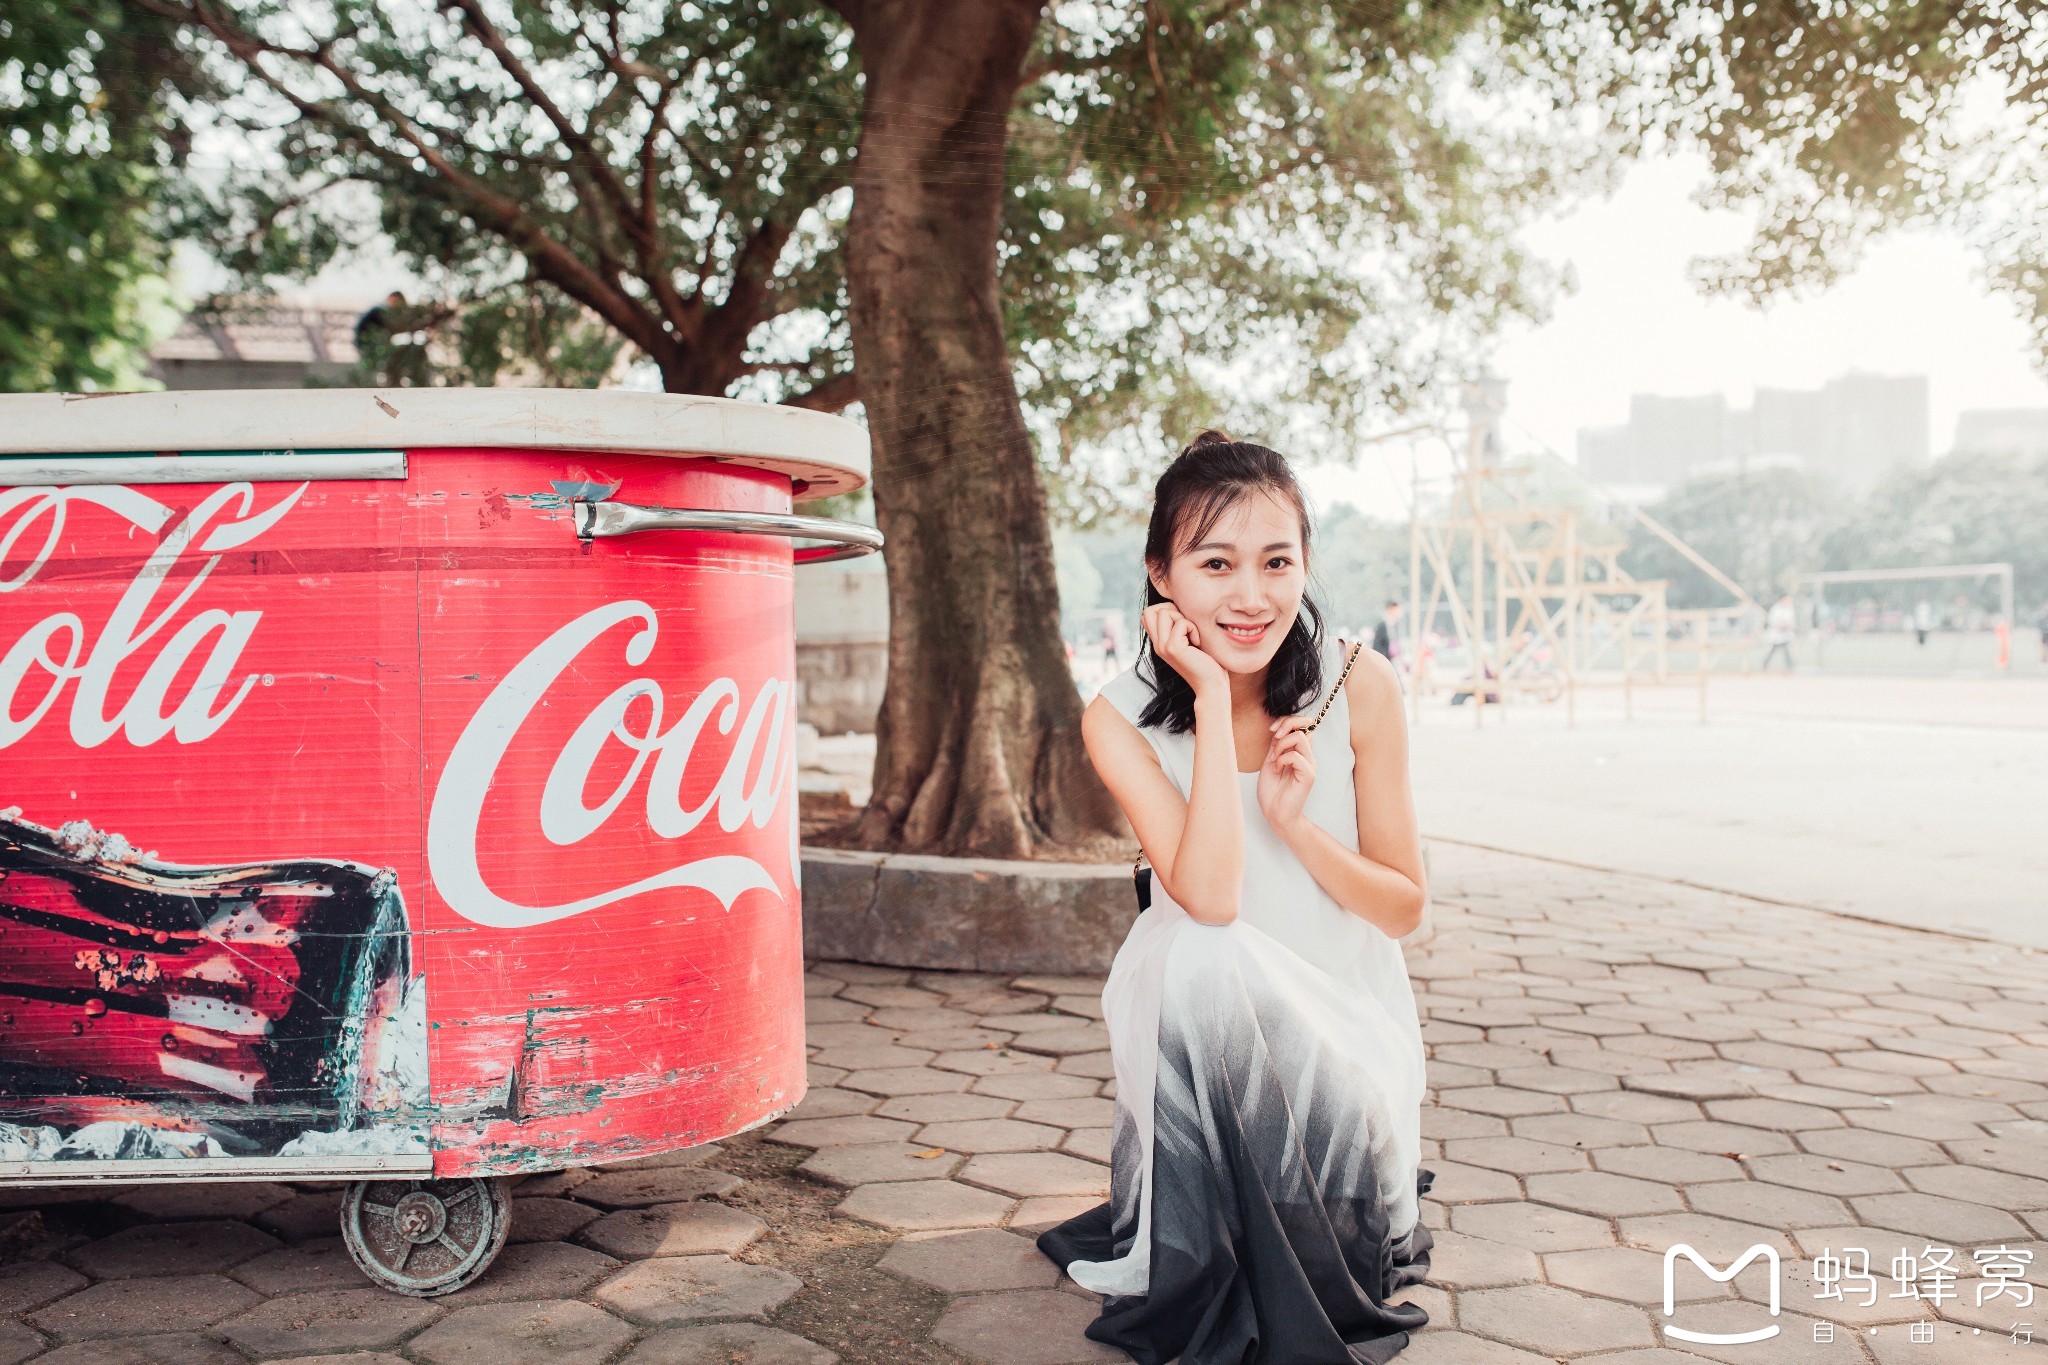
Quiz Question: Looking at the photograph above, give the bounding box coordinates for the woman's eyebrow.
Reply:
[1190,540,1296,554]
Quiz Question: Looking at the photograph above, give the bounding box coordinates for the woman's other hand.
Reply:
[1143,602,1229,698]
[1257,714,1315,832]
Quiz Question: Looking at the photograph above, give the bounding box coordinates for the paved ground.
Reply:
[2,842,2044,1362]
[1408,687,2047,950]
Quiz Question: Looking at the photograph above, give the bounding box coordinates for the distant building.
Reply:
[1577,371,1928,492]
[148,299,367,389]
[1952,408,2048,458]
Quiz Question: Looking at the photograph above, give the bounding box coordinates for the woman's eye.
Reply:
[1203,558,1227,570]
[1268,557,1290,569]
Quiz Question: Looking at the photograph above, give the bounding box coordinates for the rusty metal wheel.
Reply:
[340,1176,511,1296]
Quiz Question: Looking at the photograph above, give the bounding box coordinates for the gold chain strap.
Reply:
[1134,638,1364,874]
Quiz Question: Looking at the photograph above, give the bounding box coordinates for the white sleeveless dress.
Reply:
[1039,633,1435,1365]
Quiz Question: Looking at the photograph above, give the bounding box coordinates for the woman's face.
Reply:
[1148,489,1308,674]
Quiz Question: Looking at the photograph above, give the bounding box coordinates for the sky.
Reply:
[1299,151,2048,524]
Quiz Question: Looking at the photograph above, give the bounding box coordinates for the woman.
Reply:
[1038,431,1435,1364]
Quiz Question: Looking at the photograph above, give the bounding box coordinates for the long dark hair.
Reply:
[1136,429,1329,734]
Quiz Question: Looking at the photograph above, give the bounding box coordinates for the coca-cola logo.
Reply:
[0,483,303,750]
[426,601,796,929]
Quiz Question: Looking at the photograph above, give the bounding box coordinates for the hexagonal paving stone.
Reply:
[878,1092,1014,1123]
[932,1288,1125,1364]
[917,1118,1065,1153]
[63,1219,280,1278]
[1062,1128,1112,1163]
[1007,1028,1112,1058]
[1945,1135,2048,1180]
[785,1087,880,1121]
[510,1196,605,1243]
[1615,1212,1795,1260]
[799,1141,965,1186]
[1544,1244,1733,1304]
[1422,1160,1522,1205]
[1013,1097,1115,1128]
[1649,1120,1797,1156]
[0,1260,87,1314]
[1901,1161,2048,1207]
[440,1241,621,1305]
[1525,1169,1684,1217]
[961,1152,1111,1199]
[217,1287,443,1355]
[810,1044,938,1071]
[28,1274,262,1341]
[1010,1196,1104,1233]
[1512,1110,1653,1148]
[1686,1179,1851,1229]
[230,1236,366,1294]
[1439,1086,1569,1118]
[410,1299,634,1365]
[935,1049,1057,1078]
[836,1179,1015,1231]
[972,1072,1099,1101]
[1592,1145,1743,1185]
[841,1066,971,1097]
[620,1323,840,1364]
[573,1166,743,1209]
[580,1201,767,1259]
[1741,1153,1906,1197]
[1012,976,1106,996]
[1415,1230,1540,1289]
[1457,1282,1657,1355]
[0,1321,42,1365]
[594,1254,802,1325]
[28,1334,246,1365]
[768,1115,919,1148]
[897,1028,1018,1052]
[112,1181,294,1221]
[1440,1136,1590,1175]
[1449,1201,1613,1252]
[1056,1051,1117,1079]
[1848,1191,2031,1244]
[878,1228,1061,1292]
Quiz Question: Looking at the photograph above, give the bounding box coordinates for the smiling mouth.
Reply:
[1220,622,1269,644]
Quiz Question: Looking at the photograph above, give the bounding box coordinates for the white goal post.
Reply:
[1790,561,2016,651]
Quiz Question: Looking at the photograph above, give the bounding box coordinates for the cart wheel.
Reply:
[340,1176,512,1296]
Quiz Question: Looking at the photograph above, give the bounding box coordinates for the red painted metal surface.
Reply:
[0,449,805,1173]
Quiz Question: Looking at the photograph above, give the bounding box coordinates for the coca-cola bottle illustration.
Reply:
[0,809,414,1156]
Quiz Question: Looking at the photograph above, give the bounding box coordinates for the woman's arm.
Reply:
[1269,647,1427,937]
[1081,690,1245,925]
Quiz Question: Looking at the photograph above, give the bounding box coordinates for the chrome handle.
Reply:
[571,499,883,564]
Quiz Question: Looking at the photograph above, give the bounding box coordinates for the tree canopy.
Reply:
[0,1,191,390]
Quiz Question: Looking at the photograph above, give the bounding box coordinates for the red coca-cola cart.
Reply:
[0,390,878,1293]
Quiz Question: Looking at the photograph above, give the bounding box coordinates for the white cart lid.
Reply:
[0,389,870,499]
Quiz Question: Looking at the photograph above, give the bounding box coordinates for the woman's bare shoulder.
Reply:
[1339,641,1402,722]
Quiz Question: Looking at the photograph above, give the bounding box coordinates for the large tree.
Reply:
[137,0,1593,858]
[126,0,2048,859]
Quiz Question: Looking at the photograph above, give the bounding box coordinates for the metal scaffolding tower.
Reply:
[1406,376,1759,724]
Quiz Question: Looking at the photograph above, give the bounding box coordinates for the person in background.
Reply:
[2036,601,2048,665]
[1101,615,1121,671]
[1761,593,1796,672]
[1371,600,1403,665]
[1913,598,1935,647]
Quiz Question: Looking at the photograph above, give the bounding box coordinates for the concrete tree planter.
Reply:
[799,845,1437,975]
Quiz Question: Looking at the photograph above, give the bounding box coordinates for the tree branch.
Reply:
[783,371,859,411]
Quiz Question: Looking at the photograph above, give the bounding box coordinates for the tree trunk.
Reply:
[816,0,1129,861]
